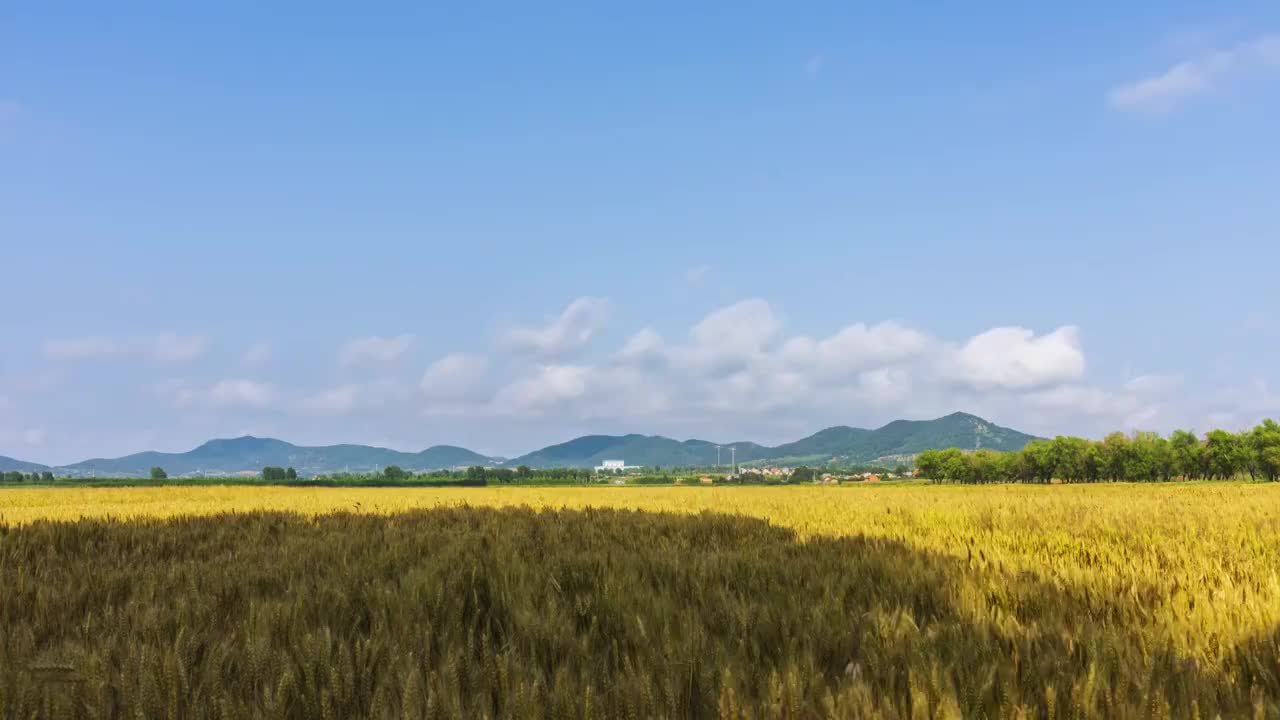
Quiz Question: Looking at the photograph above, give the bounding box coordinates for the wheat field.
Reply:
[2,484,1279,717]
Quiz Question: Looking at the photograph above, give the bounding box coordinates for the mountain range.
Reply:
[0,412,1039,477]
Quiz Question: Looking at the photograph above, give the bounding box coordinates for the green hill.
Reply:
[762,412,1037,465]
[8,412,1040,476]
[0,456,49,473]
[504,435,769,469]
[506,413,1039,469]
[60,437,499,477]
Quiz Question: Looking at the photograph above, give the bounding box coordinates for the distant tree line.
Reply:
[2,471,55,484]
[462,466,593,484]
[916,420,1280,484]
[4,465,583,486]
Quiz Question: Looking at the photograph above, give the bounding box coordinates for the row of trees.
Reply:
[917,420,1280,484]
[289,466,590,484]
[2,470,55,484]
[464,466,593,484]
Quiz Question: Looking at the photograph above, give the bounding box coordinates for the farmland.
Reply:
[2,484,1279,717]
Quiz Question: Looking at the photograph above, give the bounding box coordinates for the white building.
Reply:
[597,459,627,473]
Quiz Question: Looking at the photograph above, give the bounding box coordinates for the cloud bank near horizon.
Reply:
[7,295,1275,464]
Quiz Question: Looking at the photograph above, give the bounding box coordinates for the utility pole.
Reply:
[730,446,736,475]
[716,445,722,468]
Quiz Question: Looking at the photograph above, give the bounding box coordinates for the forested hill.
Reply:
[504,412,1039,468]
[503,435,773,469]
[760,412,1037,465]
[55,438,499,478]
[0,455,50,473]
[3,412,1039,476]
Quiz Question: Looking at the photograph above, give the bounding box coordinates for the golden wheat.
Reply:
[1,484,1278,717]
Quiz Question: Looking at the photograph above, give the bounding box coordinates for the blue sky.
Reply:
[3,1,1279,463]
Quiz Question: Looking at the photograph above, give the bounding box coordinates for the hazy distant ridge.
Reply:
[504,412,1037,468]
[1,412,1038,476]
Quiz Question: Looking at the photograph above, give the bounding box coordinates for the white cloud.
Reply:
[1013,378,1191,433]
[489,302,1095,432]
[487,303,1107,435]
[1026,384,1141,418]
[1189,378,1280,433]
[421,353,489,400]
[44,334,208,364]
[38,297,1264,455]
[302,384,362,414]
[206,379,275,408]
[242,342,273,367]
[856,368,914,407]
[690,299,779,354]
[496,365,591,413]
[1109,33,1280,113]
[780,322,930,380]
[943,326,1085,391]
[669,299,780,376]
[500,297,610,358]
[301,380,406,416]
[495,363,670,418]
[163,379,275,409]
[338,335,415,367]
[618,328,665,362]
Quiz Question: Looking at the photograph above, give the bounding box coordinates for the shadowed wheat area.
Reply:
[0,507,1278,719]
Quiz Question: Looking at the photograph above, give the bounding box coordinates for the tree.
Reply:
[465,466,488,485]
[1170,430,1202,480]
[516,465,532,479]
[1098,432,1131,481]
[262,466,287,482]
[939,448,971,483]
[790,466,816,483]
[383,465,407,481]
[1082,443,1102,483]
[1204,430,1245,480]
[914,450,943,482]
[1249,419,1280,482]
[1049,436,1090,483]
[1149,434,1175,482]
[1019,441,1054,483]
[286,467,298,481]
[994,451,1019,483]
[40,470,55,483]
[968,449,1000,484]
[487,468,515,484]
[150,466,168,481]
[4,471,24,483]
[1127,432,1161,482]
